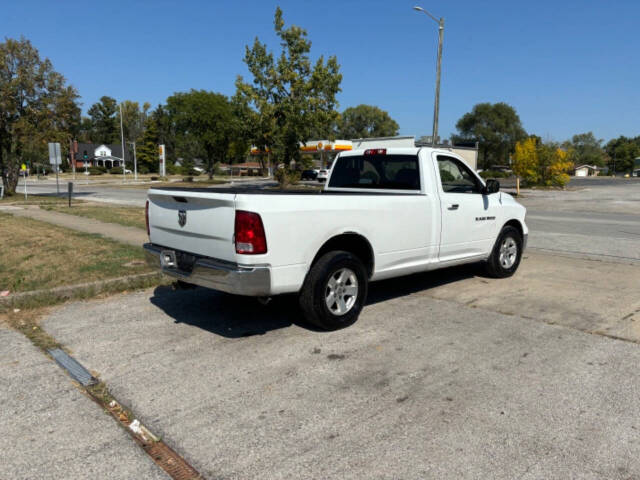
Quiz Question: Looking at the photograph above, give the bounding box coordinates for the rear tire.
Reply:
[299,251,368,330]
[485,226,523,278]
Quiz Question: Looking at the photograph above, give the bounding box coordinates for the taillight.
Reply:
[364,148,386,155]
[145,200,150,236]
[235,211,267,254]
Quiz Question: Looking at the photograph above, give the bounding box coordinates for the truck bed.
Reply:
[150,187,420,196]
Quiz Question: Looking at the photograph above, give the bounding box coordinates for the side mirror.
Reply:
[483,178,500,195]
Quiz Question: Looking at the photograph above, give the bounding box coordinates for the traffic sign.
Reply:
[48,142,62,165]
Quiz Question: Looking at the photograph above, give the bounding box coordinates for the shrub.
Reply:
[179,164,202,176]
[183,176,194,182]
[110,167,123,174]
[274,167,301,188]
[88,167,104,175]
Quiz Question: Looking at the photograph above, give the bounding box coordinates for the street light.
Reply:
[413,5,444,147]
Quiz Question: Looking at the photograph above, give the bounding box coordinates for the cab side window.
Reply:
[437,156,482,194]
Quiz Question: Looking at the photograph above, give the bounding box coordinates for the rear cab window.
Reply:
[327,153,421,192]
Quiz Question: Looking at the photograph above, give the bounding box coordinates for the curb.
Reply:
[0,272,167,312]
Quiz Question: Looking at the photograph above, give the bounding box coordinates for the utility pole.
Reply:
[119,103,126,182]
[413,6,445,146]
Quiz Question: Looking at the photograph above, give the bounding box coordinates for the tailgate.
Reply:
[147,189,236,262]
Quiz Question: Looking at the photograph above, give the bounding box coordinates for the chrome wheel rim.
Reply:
[325,268,358,316]
[499,236,518,269]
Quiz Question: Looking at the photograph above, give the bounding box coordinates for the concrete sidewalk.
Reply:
[0,327,168,479]
[0,205,146,247]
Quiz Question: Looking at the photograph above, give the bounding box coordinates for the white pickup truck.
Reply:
[144,147,527,330]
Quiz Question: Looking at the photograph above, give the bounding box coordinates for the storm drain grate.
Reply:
[48,348,97,386]
[144,442,203,480]
[47,347,205,479]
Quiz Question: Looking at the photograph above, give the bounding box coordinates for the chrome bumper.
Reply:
[143,243,271,296]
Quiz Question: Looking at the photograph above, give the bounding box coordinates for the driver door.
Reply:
[436,155,499,262]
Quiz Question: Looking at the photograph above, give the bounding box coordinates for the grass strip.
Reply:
[41,203,146,230]
[0,212,150,293]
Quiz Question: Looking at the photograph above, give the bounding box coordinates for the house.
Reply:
[73,143,123,169]
[573,164,600,177]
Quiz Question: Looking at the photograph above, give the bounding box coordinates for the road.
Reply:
[16,177,280,206]
[517,179,640,262]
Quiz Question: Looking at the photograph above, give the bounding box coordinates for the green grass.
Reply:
[42,203,147,230]
[0,212,151,293]
[0,194,69,205]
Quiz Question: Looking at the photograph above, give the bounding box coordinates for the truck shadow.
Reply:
[366,262,483,306]
[149,262,482,338]
[149,286,306,338]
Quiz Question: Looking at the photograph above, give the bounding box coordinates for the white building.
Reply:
[573,165,600,177]
[73,143,124,169]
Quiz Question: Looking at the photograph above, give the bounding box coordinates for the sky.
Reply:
[1,0,638,143]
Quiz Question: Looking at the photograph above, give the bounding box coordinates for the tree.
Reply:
[150,104,176,165]
[235,7,342,182]
[135,117,159,174]
[337,104,399,139]
[538,142,572,187]
[512,137,539,189]
[166,89,236,178]
[0,37,80,195]
[87,96,118,144]
[453,102,526,169]
[512,137,573,189]
[117,100,150,142]
[605,136,640,174]
[565,132,605,167]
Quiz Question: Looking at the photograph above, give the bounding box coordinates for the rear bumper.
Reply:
[143,243,271,296]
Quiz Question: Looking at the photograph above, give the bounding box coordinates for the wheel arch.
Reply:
[502,218,524,240]
[310,232,375,279]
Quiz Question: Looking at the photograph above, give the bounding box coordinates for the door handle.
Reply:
[448,204,459,210]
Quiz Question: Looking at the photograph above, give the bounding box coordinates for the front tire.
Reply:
[299,251,368,330]
[485,225,523,278]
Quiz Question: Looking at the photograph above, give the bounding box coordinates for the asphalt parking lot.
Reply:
[3,178,640,479]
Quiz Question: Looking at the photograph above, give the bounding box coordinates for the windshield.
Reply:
[328,154,420,190]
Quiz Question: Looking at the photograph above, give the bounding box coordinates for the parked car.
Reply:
[317,169,329,182]
[301,169,318,180]
[144,147,527,330]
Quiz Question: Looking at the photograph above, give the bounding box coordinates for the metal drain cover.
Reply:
[48,348,97,386]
